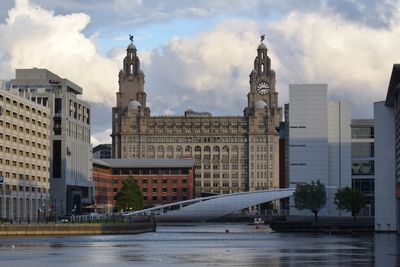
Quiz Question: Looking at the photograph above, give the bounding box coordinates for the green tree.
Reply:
[334,187,365,222]
[114,177,144,212]
[293,180,327,222]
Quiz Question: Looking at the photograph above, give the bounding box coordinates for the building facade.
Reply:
[374,64,400,232]
[93,158,195,212]
[10,69,94,216]
[93,144,112,159]
[0,87,50,221]
[112,40,282,195]
[351,119,375,216]
[287,84,352,216]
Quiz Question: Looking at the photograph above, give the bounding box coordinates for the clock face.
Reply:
[257,82,270,95]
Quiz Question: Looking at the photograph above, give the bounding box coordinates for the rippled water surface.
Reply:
[0,223,398,266]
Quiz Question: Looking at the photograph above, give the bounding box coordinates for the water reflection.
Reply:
[0,223,398,266]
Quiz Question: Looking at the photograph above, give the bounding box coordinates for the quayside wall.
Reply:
[0,217,156,236]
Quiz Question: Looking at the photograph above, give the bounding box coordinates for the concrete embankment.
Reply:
[269,216,374,234]
[0,217,156,236]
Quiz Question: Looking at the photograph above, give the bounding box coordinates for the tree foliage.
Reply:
[293,180,327,222]
[334,187,365,222]
[114,177,144,212]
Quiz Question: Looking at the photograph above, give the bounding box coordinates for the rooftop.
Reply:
[93,158,195,168]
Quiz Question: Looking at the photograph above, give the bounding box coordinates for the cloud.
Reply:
[268,11,400,116]
[142,19,265,116]
[0,0,119,106]
[0,0,396,36]
[91,128,112,146]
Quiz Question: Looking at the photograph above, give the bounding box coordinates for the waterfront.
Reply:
[0,223,398,266]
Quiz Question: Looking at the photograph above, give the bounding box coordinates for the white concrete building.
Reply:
[287,84,351,216]
[10,69,93,216]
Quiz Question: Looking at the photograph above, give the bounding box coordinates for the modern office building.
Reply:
[0,87,51,221]
[374,64,400,232]
[287,84,351,216]
[112,39,282,195]
[10,69,94,216]
[351,119,375,216]
[93,144,112,159]
[93,158,195,212]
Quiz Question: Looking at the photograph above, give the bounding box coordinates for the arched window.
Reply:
[213,146,220,152]
[157,146,164,158]
[194,146,201,152]
[130,64,133,74]
[261,64,264,73]
[204,146,211,152]
[222,146,229,153]
[166,146,174,158]
[148,145,155,158]
[176,146,183,158]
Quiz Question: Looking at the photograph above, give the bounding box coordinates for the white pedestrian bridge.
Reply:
[124,188,295,221]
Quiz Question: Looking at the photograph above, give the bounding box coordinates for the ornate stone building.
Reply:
[112,39,282,194]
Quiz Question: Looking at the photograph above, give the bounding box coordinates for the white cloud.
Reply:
[0,0,119,106]
[142,19,266,116]
[91,128,112,146]
[269,11,400,116]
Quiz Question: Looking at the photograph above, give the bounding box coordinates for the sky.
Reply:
[0,0,400,145]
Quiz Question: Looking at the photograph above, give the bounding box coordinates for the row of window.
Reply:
[147,128,245,134]
[0,95,48,118]
[0,121,48,138]
[124,136,247,144]
[0,171,47,182]
[202,182,242,187]
[147,120,246,127]
[0,134,48,150]
[0,110,48,126]
[0,184,48,193]
[0,146,48,160]
[200,172,241,179]
[111,168,190,175]
[0,158,48,171]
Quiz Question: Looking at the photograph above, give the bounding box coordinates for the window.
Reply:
[351,142,374,157]
[352,161,374,175]
[352,126,374,139]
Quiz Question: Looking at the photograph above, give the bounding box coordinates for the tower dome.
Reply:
[255,100,267,109]
[128,43,136,50]
[128,100,141,110]
[258,42,267,50]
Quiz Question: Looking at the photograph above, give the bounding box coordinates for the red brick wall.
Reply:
[93,163,194,211]
[92,165,114,211]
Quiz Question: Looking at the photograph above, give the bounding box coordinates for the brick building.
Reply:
[93,158,195,212]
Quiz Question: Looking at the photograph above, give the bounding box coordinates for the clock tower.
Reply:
[244,36,282,191]
[244,37,278,117]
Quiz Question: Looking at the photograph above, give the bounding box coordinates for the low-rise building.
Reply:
[93,144,112,159]
[93,158,195,212]
[0,87,51,221]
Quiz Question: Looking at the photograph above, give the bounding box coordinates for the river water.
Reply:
[0,223,398,266]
